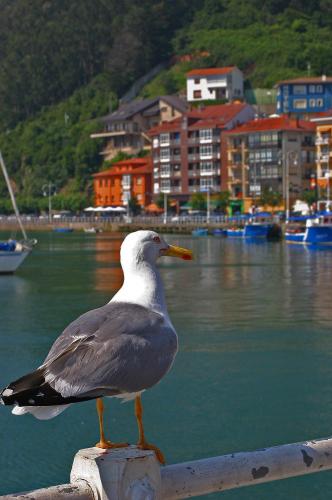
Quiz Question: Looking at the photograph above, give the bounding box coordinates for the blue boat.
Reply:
[226,228,245,237]
[213,228,226,237]
[243,212,281,239]
[53,227,74,233]
[192,228,208,237]
[285,213,332,245]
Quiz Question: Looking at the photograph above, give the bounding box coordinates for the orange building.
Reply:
[93,158,152,208]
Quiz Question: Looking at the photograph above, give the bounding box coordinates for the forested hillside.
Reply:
[0,0,331,211]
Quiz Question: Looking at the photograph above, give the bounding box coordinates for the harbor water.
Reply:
[1,231,332,498]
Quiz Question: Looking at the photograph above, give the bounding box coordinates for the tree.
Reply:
[301,190,318,206]
[214,190,231,213]
[190,192,207,211]
[259,187,282,208]
[128,196,141,216]
[155,193,171,209]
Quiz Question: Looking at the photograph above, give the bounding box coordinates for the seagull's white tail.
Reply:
[12,404,70,420]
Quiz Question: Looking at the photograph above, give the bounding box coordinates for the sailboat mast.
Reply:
[0,151,28,241]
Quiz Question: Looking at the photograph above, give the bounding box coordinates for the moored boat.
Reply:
[53,227,74,233]
[0,152,37,274]
[192,228,208,236]
[285,213,332,245]
[243,213,282,240]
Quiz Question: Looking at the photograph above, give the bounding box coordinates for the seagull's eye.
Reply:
[153,236,161,243]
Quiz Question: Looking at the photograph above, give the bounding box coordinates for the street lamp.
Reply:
[42,182,56,222]
[163,191,168,225]
[325,171,330,211]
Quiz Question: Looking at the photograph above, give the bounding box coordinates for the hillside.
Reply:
[0,0,331,211]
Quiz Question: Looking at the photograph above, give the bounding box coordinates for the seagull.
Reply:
[0,230,193,464]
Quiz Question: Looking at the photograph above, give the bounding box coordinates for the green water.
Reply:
[1,232,332,498]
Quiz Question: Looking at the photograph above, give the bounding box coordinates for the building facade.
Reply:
[276,77,332,116]
[225,116,316,212]
[93,158,152,208]
[91,96,187,160]
[149,103,255,200]
[186,67,243,102]
[311,113,332,196]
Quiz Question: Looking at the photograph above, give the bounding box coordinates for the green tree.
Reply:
[214,190,231,213]
[190,192,207,211]
[128,196,141,216]
[259,187,282,208]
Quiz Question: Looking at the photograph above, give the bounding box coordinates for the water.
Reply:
[1,232,332,498]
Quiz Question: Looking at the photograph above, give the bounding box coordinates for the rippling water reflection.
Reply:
[1,232,332,498]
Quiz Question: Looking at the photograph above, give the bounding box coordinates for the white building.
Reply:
[186,66,244,102]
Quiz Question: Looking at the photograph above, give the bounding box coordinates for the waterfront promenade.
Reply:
[0,214,269,234]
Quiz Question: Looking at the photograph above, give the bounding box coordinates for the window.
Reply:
[160,148,170,161]
[316,85,323,93]
[200,178,213,190]
[160,179,171,192]
[137,194,142,201]
[293,99,307,109]
[317,98,323,107]
[309,99,316,107]
[293,85,306,95]
[200,144,213,158]
[136,176,142,185]
[309,85,315,93]
[193,90,202,99]
[160,164,171,177]
[122,175,131,188]
[194,78,200,84]
[199,129,212,142]
[160,133,170,145]
[200,162,213,174]
[153,138,159,148]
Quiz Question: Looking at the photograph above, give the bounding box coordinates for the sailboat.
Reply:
[0,152,37,273]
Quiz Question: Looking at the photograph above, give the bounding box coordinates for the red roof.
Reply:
[148,103,249,135]
[226,116,315,135]
[93,157,152,177]
[277,76,332,85]
[187,66,236,77]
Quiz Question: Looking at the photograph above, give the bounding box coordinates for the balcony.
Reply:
[315,137,330,146]
[188,170,200,178]
[188,153,200,161]
[320,154,330,163]
[171,154,181,162]
[160,172,171,178]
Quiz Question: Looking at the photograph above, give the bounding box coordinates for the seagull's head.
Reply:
[121,230,193,267]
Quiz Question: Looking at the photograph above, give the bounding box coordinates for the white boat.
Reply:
[84,227,103,234]
[0,152,37,274]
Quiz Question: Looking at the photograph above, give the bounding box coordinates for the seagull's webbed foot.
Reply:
[95,398,128,450]
[137,440,165,465]
[135,395,166,465]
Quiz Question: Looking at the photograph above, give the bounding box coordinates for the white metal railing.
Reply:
[4,437,332,499]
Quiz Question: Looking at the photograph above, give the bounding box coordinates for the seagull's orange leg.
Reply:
[135,395,165,465]
[95,398,128,449]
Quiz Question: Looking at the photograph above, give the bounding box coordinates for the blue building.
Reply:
[276,77,332,116]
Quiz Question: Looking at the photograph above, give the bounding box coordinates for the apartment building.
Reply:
[93,158,152,208]
[225,116,316,212]
[276,76,332,116]
[91,96,187,160]
[311,113,332,195]
[186,66,243,102]
[149,103,254,201]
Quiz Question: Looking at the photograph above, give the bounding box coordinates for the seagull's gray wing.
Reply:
[42,301,178,399]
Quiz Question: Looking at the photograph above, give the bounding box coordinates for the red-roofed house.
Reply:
[93,158,152,208]
[224,116,316,212]
[148,103,254,200]
[186,66,243,102]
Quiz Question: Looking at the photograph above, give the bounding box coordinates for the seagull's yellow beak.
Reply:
[163,244,193,260]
